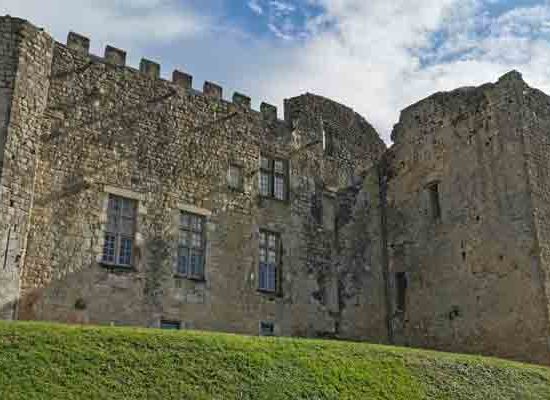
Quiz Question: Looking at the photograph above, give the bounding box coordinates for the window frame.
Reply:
[258,229,282,295]
[176,211,207,281]
[160,320,182,330]
[102,194,137,269]
[259,321,275,336]
[227,163,244,191]
[259,155,289,201]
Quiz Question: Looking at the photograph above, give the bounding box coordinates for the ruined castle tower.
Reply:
[380,71,550,365]
[1,15,550,365]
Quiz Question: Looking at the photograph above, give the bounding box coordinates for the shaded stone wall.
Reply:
[0,17,53,319]
[522,81,550,353]
[383,72,550,364]
[332,167,389,341]
[11,25,386,339]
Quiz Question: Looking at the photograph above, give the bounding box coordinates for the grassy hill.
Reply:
[0,322,549,399]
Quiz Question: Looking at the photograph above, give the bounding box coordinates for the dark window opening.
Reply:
[260,155,289,201]
[177,211,206,280]
[428,182,441,221]
[323,122,335,156]
[259,321,275,336]
[395,272,407,312]
[102,195,137,267]
[160,320,181,330]
[259,230,281,293]
[228,164,244,190]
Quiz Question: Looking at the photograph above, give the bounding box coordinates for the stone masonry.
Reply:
[1,16,550,365]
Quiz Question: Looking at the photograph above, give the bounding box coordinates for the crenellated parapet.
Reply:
[62,30,281,122]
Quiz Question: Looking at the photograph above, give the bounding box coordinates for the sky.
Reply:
[1,0,550,143]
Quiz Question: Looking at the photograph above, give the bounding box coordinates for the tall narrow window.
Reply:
[322,121,335,156]
[428,182,441,221]
[227,164,243,190]
[259,230,280,293]
[177,211,206,280]
[103,195,137,267]
[260,155,288,200]
[395,272,407,312]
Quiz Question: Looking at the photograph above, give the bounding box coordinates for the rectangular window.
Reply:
[160,320,181,330]
[395,272,407,312]
[259,230,280,293]
[259,321,275,336]
[177,211,206,280]
[259,155,288,200]
[228,164,243,190]
[102,195,137,267]
[428,182,441,221]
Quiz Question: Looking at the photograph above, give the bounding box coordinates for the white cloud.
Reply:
[269,1,296,15]
[248,0,264,15]
[245,0,550,142]
[267,23,294,40]
[0,0,209,49]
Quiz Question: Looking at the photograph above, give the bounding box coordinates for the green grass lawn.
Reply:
[0,321,549,399]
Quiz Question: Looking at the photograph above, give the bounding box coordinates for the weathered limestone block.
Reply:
[172,70,192,90]
[104,45,126,66]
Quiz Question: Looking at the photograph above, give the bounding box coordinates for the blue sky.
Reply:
[2,0,550,142]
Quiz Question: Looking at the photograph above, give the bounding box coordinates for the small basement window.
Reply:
[428,182,441,221]
[259,321,275,336]
[395,272,407,312]
[160,320,181,330]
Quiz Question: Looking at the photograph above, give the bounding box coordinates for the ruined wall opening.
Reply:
[322,121,335,156]
[395,272,407,312]
[428,182,441,221]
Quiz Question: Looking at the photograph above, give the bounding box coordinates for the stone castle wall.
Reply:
[0,17,53,319]
[4,20,387,340]
[2,15,550,365]
[522,81,550,361]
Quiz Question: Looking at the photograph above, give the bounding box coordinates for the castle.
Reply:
[1,16,550,366]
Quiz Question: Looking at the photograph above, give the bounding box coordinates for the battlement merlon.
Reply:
[105,45,126,67]
[67,31,90,55]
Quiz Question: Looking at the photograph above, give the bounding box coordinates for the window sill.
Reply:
[100,262,136,272]
[257,289,282,298]
[228,185,245,193]
[259,195,290,205]
[174,274,206,282]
